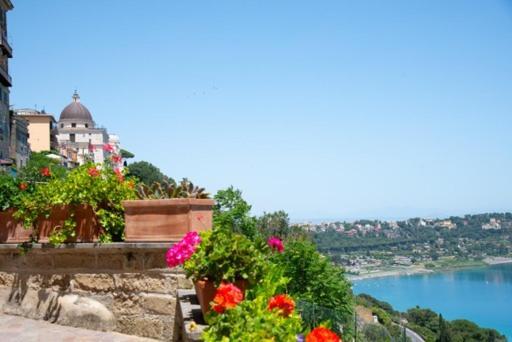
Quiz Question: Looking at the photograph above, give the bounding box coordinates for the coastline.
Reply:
[347,256,512,282]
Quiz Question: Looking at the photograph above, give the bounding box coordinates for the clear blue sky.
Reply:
[9,1,512,220]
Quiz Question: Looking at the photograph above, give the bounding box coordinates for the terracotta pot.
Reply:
[122,198,214,242]
[0,209,33,243]
[194,278,248,316]
[36,205,102,243]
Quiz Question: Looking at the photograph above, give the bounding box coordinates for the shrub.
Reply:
[273,239,353,335]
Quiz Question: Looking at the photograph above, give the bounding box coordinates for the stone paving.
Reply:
[0,314,157,341]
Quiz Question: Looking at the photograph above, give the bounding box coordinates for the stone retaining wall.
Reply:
[0,243,191,341]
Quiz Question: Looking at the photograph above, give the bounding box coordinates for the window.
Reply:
[71,123,76,128]
[85,123,88,128]
[70,133,75,142]
[61,124,64,128]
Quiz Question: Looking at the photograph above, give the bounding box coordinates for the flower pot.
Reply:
[194,278,248,316]
[122,199,214,242]
[36,205,102,243]
[0,209,33,243]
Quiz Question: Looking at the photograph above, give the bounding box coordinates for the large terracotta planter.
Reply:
[194,279,248,316]
[122,199,214,242]
[0,209,33,243]
[36,205,102,243]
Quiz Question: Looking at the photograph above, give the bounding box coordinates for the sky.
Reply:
[8,0,512,221]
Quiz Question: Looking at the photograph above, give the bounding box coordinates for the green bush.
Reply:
[273,239,353,335]
[0,174,30,210]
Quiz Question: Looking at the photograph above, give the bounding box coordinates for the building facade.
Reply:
[0,0,13,162]
[56,91,115,165]
[14,108,57,152]
[8,111,29,168]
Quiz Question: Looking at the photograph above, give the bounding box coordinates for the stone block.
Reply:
[114,273,177,294]
[116,315,165,340]
[142,293,176,315]
[143,252,167,270]
[0,272,14,287]
[112,292,142,315]
[53,254,97,269]
[73,273,115,292]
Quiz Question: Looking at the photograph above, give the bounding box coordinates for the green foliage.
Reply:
[184,228,267,286]
[127,161,170,186]
[257,210,291,238]
[213,187,257,239]
[273,239,353,335]
[203,293,302,342]
[0,173,31,210]
[136,179,209,199]
[19,152,67,182]
[362,323,392,342]
[14,163,136,244]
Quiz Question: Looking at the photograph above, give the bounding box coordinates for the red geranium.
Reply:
[114,168,124,182]
[306,327,341,342]
[18,182,28,191]
[40,167,51,177]
[268,294,295,317]
[111,154,122,164]
[211,283,244,314]
[88,167,100,177]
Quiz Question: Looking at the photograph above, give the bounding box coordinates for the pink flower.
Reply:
[103,143,114,152]
[268,236,284,253]
[166,232,201,268]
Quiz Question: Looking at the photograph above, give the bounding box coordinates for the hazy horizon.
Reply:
[9,1,512,219]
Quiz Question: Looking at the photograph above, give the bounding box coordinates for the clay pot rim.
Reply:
[122,198,215,208]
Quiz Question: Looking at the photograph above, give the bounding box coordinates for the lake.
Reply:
[352,263,512,339]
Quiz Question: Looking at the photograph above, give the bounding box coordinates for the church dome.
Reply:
[60,91,93,122]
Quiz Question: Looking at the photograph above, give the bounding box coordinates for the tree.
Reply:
[120,149,135,159]
[256,210,290,238]
[362,324,392,342]
[213,187,257,239]
[127,161,170,185]
[437,314,450,342]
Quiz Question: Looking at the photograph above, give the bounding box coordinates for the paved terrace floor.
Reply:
[0,314,156,341]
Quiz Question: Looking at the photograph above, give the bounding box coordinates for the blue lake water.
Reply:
[352,263,512,340]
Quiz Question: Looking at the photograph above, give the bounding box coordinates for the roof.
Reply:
[59,91,93,122]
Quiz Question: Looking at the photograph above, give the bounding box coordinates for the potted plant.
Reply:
[13,163,136,244]
[167,228,267,315]
[123,179,214,242]
[0,174,32,243]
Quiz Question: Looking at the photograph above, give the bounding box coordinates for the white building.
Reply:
[56,91,119,165]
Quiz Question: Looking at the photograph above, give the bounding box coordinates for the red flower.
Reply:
[111,154,122,164]
[306,327,341,342]
[268,294,295,317]
[268,236,284,253]
[88,167,100,177]
[18,182,28,191]
[211,283,244,314]
[40,167,51,177]
[114,168,124,182]
[103,143,114,152]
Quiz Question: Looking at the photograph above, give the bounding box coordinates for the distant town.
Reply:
[300,213,512,279]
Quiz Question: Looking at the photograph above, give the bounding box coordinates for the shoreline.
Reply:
[348,256,512,281]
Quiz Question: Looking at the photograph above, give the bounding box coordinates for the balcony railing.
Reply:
[0,30,11,58]
[0,64,11,87]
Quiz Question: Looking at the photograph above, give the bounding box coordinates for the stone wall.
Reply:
[0,243,192,341]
